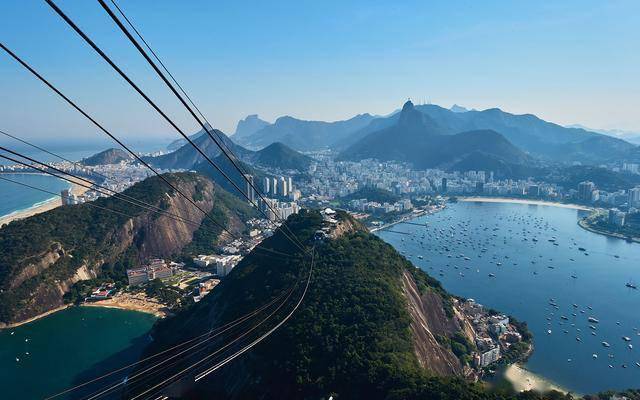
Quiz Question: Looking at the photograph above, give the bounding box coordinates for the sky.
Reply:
[1,0,639,149]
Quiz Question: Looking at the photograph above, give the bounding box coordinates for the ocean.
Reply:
[0,138,173,219]
[377,201,640,394]
[0,173,72,219]
[0,307,156,399]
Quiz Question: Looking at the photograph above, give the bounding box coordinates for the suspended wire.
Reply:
[0,146,200,225]
[0,128,110,182]
[0,43,254,250]
[0,46,296,259]
[0,175,132,221]
[98,0,308,253]
[128,247,315,399]
[43,0,307,254]
[44,286,291,400]
[0,150,294,259]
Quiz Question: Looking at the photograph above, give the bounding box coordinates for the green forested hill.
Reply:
[0,173,249,325]
[135,210,567,400]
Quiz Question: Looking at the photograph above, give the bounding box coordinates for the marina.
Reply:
[377,200,640,394]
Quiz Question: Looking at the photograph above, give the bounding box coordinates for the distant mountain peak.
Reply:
[402,99,415,111]
[450,104,469,113]
[234,114,270,139]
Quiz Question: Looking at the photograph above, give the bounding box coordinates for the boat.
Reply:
[623,336,631,342]
[602,341,611,347]
[488,273,495,278]
[547,330,552,335]
[593,354,598,359]
[588,317,599,323]
[626,281,638,289]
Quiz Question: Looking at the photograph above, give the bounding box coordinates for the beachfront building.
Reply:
[477,346,501,368]
[126,259,175,286]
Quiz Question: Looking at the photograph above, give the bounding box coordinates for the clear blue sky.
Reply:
[1,0,639,146]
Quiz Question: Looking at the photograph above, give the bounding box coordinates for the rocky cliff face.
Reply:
[129,211,481,399]
[0,173,245,326]
[402,270,463,375]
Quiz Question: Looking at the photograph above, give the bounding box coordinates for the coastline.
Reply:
[82,292,168,318]
[577,218,640,244]
[504,364,572,396]
[459,197,591,211]
[0,181,88,227]
[0,304,71,330]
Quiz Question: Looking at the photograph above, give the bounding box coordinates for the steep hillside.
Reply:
[235,113,375,151]
[414,104,635,163]
[148,129,252,170]
[338,101,529,173]
[194,154,269,201]
[0,173,249,326]
[128,211,550,400]
[165,123,212,151]
[248,142,313,171]
[81,148,132,166]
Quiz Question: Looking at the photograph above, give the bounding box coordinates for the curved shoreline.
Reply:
[0,181,88,226]
[459,196,592,211]
[505,364,573,395]
[577,218,640,244]
[0,305,71,330]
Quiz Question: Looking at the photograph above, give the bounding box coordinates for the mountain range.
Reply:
[149,133,311,176]
[233,113,375,151]
[338,100,531,176]
[234,102,638,165]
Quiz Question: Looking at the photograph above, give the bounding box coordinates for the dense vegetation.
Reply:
[0,173,241,323]
[81,148,132,166]
[585,211,640,240]
[540,165,640,193]
[250,141,313,171]
[141,210,568,400]
[341,186,400,204]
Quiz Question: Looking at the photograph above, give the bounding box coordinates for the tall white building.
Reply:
[279,176,288,197]
[263,176,270,194]
[629,187,640,207]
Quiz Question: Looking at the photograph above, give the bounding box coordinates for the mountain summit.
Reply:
[338,101,529,175]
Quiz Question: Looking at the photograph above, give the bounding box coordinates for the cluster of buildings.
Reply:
[346,198,413,214]
[126,259,182,286]
[298,154,558,204]
[242,174,301,222]
[86,283,117,301]
[621,163,639,175]
[458,299,524,369]
[193,254,242,277]
[192,278,220,302]
[577,181,640,208]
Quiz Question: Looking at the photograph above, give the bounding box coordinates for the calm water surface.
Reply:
[377,201,640,394]
[0,173,71,218]
[0,307,156,399]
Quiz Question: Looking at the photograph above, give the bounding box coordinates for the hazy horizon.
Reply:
[1,0,639,142]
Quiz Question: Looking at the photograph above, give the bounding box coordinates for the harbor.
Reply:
[376,200,640,394]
